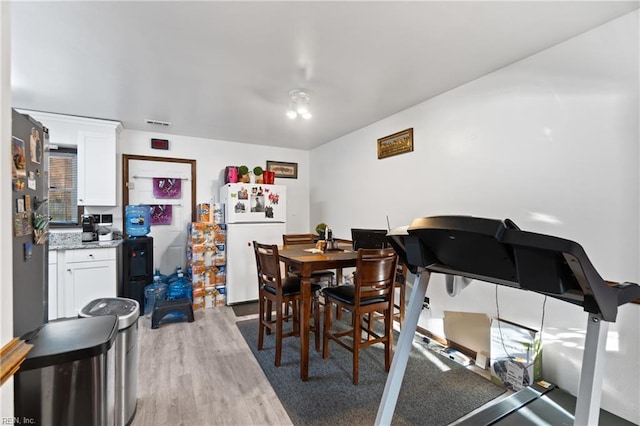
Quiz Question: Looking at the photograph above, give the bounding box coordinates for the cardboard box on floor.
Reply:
[443,311,492,360]
[490,318,542,391]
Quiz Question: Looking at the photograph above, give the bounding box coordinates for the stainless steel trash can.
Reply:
[15,316,118,426]
[80,298,140,426]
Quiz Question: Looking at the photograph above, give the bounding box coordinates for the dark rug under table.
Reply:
[237,318,505,426]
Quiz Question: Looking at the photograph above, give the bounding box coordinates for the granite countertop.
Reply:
[49,231,123,250]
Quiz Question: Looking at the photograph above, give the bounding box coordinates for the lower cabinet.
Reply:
[58,247,117,318]
[48,250,58,320]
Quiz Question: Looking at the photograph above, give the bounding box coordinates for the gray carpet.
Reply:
[237,318,505,426]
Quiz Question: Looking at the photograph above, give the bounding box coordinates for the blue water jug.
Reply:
[125,204,151,237]
[167,271,192,301]
[167,266,184,284]
[153,269,169,284]
[143,276,168,317]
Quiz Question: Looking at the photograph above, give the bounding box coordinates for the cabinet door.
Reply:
[16,111,120,207]
[64,260,116,317]
[77,131,116,206]
[48,260,58,320]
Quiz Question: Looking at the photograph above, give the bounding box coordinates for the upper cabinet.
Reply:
[77,130,117,205]
[18,110,122,206]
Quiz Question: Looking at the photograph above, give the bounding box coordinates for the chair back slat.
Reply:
[355,248,398,301]
[253,241,282,288]
[283,233,316,245]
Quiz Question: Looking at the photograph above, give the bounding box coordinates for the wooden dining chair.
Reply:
[393,263,407,327]
[282,233,335,285]
[364,261,406,335]
[322,247,398,385]
[253,241,321,366]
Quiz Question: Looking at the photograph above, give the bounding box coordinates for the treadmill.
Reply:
[374,216,640,426]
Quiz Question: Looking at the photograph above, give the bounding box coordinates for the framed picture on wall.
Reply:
[266,161,298,179]
[377,128,413,159]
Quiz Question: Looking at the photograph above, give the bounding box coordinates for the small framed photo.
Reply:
[16,198,25,213]
[266,161,298,179]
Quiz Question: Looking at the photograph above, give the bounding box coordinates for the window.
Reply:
[49,147,80,225]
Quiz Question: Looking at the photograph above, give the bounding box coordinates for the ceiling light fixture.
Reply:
[287,88,313,120]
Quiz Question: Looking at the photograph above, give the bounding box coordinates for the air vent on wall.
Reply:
[145,119,171,127]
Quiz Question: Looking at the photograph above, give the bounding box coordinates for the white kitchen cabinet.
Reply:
[60,247,117,317]
[48,250,58,320]
[16,110,122,206]
[77,130,117,205]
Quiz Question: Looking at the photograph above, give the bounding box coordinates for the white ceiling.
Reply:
[11,1,639,150]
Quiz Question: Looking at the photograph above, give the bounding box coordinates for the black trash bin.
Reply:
[15,316,118,426]
[80,297,140,426]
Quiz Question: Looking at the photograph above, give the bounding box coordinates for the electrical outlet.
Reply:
[423,297,430,309]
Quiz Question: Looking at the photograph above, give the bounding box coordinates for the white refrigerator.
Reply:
[220,183,287,304]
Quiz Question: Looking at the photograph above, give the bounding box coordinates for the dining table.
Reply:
[278,241,358,381]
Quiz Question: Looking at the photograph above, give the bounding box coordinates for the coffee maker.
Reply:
[81,214,97,242]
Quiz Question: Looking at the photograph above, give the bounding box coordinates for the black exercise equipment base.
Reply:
[458,381,635,426]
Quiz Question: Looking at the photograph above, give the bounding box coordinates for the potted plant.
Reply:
[33,211,49,244]
[315,222,327,240]
[238,165,250,183]
[253,166,264,184]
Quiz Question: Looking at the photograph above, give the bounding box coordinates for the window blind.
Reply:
[49,147,78,224]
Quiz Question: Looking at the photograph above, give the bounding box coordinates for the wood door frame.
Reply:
[122,154,197,223]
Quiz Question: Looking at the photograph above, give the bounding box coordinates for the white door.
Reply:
[127,159,193,275]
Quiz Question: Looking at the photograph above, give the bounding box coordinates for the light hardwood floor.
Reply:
[131,307,293,426]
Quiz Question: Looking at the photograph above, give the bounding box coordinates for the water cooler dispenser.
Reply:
[121,237,153,306]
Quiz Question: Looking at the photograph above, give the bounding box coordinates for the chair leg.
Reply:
[323,299,332,359]
[313,292,320,352]
[266,300,273,335]
[399,283,406,328]
[258,297,265,351]
[292,299,299,336]
[353,312,361,385]
[385,308,392,371]
[275,301,283,367]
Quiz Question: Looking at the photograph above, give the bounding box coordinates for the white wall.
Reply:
[0,0,13,418]
[310,11,639,423]
[110,130,311,234]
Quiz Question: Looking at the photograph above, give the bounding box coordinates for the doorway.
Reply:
[122,154,196,274]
